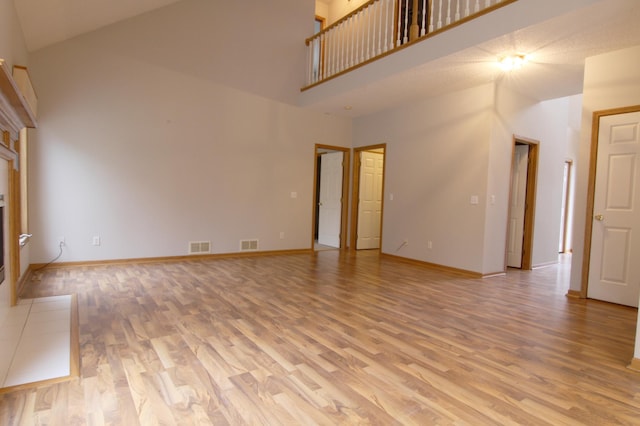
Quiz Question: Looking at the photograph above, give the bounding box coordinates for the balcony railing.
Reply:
[304,0,515,89]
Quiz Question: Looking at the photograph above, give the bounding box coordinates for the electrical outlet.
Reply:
[59,236,65,246]
[92,236,101,246]
[279,232,285,239]
[428,240,433,249]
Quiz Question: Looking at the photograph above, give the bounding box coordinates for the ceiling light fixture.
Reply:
[499,54,528,71]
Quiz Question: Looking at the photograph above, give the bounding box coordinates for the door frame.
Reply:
[350,144,386,250]
[559,159,573,253]
[312,144,350,250]
[505,136,539,270]
[579,105,640,298]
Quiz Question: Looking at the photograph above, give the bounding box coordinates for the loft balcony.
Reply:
[299,0,637,117]
[303,0,515,90]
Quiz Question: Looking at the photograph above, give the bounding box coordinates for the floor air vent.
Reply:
[240,239,259,251]
[189,241,211,254]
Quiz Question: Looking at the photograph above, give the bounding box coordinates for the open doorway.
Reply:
[351,144,386,250]
[506,137,539,270]
[312,145,349,251]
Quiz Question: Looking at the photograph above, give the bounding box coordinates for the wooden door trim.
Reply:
[560,160,573,253]
[580,105,640,298]
[312,144,350,250]
[507,136,539,271]
[350,144,386,251]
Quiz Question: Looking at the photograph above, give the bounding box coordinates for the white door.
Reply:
[507,145,529,268]
[588,111,640,307]
[317,152,343,248]
[357,151,384,249]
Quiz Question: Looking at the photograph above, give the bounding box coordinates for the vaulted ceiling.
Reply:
[13,0,184,52]
[11,0,640,117]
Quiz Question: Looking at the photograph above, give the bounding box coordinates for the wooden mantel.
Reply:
[0,59,37,136]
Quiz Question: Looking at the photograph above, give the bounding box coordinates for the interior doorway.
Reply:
[312,145,349,250]
[351,144,386,250]
[506,137,539,270]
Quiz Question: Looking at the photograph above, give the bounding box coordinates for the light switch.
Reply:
[470,195,479,205]
[389,193,394,201]
[291,192,297,199]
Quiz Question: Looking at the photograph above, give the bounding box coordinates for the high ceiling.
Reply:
[11,0,640,117]
[13,0,185,52]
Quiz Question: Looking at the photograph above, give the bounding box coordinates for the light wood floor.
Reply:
[1,251,639,425]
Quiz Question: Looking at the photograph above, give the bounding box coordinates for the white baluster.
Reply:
[363,6,373,59]
[343,21,348,70]
[324,31,330,78]
[326,29,331,77]
[464,0,470,17]
[358,11,364,64]
[403,0,410,44]
[314,37,320,82]
[377,1,383,55]
[420,0,427,36]
[350,14,355,67]
[485,0,490,7]
[474,0,480,13]
[361,6,367,61]
[437,0,443,29]
[336,26,341,73]
[316,34,322,81]
[446,0,452,25]
[396,0,402,46]
[331,29,337,76]
[347,15,353,68]
[340,23,345,72]
[384,0,394,50]
[429,0,435,32]
[307,40,312,84]
[455,0,460,21]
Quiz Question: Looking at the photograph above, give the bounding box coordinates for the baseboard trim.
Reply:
[30,248,313,270]
[566,289,583,299]
[380,253,482,278]
[482,271,507,278]
[532,260,558,269]
[627,357,640,372]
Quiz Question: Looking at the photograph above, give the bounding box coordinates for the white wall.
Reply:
[354,84,494,273]
[315,1,329,21]
[0,0,29,312]
[322,0,370,25]
[492,86,580,270]
[0,0,29,70]
[28,0,351,263]
[568,45,640,359]
[353,82,577,275]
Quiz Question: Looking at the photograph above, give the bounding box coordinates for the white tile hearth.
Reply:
[0,295,73,390]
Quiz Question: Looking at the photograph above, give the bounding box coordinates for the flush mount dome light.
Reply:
[499,54,528,71]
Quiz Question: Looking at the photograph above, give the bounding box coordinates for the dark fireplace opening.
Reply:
[0,195,4,284]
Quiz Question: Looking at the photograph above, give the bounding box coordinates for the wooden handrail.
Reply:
[304,0,518,88]
[306,0,380,45]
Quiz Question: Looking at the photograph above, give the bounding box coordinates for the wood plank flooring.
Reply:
[1,251,639,425]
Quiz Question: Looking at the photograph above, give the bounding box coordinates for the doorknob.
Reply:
[594,214,604,221]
